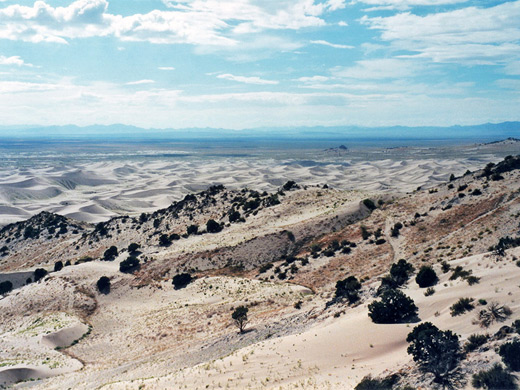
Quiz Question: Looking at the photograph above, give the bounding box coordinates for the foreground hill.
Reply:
[1,156,520,389]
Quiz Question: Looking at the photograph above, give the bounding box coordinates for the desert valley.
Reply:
[1,140,520,389]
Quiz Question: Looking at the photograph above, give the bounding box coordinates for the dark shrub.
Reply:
[172,273,193,289]
[478,302,512,327]
[323,248,335,257]
[96,276,110,294]
[206,219,223,233]
[186,225,198,235]
[499,340,520,371]
[34,268,48,282]
[258,263,273,273]
[65,260,71,266]
[54,261,63,272]
[465,334,488,352]
[375,238,386,245]
[368,289,418,324]
[390,259,414,286]
[407,322,461,382]
[391,222,403,237]
[335,276,362,304]
[513,319,520,334]
[26,278,32,284]
[355,374,398,390]
[232,306,249,333]
[376,275,398,296]
[128,243,140,253]
[170,233,180,241]
[362,199,376,210]
[24,225,38,239]
[450,297,475,316]
[450,265,471,280]
[159,234,171,247]
[415,265,438,288]
[282,181,297,191]
[472,364,517,389]
[228,210,241,223]
[119,256,140,274]
[243,199,260,211]
[360,226,371,240]
[103,246,118,261]
[0,280,13,295]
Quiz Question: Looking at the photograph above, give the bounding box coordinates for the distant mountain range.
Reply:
[0,122,519,140]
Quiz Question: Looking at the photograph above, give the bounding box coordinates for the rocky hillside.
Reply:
[0,156,520,389]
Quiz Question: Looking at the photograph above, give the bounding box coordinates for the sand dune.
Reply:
[0,155,501,226]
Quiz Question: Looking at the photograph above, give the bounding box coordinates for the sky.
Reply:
[0,0,519,129]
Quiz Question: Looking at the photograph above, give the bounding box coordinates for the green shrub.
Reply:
[53,261,63,272]
[416,266,438,288]
[407,322,461,382]
[128,243,140,253]
[172,273,193,290]
[159,234,171,246]
[354,374,398,390]
[96,276,110,294]
[335,276,362,304]
[450,266,471,280]
[362,199,376,210]
[424,287,435,296]
[472,363,517,389]
[258,263,273,273]
[34,268,48,282]
[389,259,414,286]
[450,297,475,316]
[465,334,488,352]
[360,226,371,240]
[119,256,140,274]
[368,289,418,324]
[499,340,520,371]
[206,219,223,233]
[186,225,198,235]
[0,280,13,295]
[103,246,118,261]
[478,302,512,327]
[513,319,520,334]
[466,276,481,285]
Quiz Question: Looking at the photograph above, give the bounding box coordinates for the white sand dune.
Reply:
[0,153,504,226]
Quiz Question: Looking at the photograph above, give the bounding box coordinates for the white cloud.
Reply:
[361,1,520,66]
[0,0,113,43]
[158,66,175,70]
[125,79,155,85]
[0,0,345,47]
[310,39,354,49]
[297,75,330,82]
[356,0,468,11]
[332,58,424,79]
[217,73,279,85]
[0,55,33,66]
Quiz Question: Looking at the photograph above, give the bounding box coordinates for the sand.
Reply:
[99,248,520,389]
[0,157,494,226]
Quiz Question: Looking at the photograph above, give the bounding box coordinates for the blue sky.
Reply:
[0,0,519,129]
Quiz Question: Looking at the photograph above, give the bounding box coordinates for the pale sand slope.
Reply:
[98,248,520,390]
[0,312,87,388]
[0,157,492,226]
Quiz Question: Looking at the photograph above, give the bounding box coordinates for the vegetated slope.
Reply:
[1,156,520,389]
